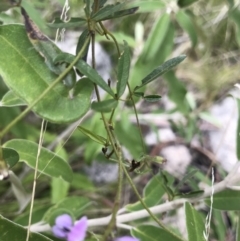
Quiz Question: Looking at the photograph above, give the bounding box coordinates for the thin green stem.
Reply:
[121,163,185,241]
[99,22,146,153]
[127,84,146,153]
[93,0,99,13]
[0,36,90,139]
[99,22,121,56]
[89,30,123,241]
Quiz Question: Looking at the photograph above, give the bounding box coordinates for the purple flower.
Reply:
[115,236,140,241]
[52,214,88,241]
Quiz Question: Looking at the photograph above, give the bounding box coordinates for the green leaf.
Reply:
[164,70,189,114]
[0,25,92,123]
[47,208,74,227]
[212,209,226,241]
[0,90,27,107]
[2,147,19,168]
[126,1,165,12]
[143,95,161,102]
[175,169,198,190]
[3,139,73,183]
[140,13,171,63]
[205,189,240,210]
[175,190,204,199]
[129,13,174,90]
[176,10,198,47]
[78,126,107,145]
[84,0,91,17]
[91,3,122,21]
[44,196,91,224]
[76,29,90,63]
[0,215,53,241]
[133,92,144,97]
[21,7,76,90]
[185,202,205,241]
[14,205,51,226]
[237,212,240,241]
[135,55,186,90]
[178,0,199,8]
[99,7,138,21]
[91,99,118,112]
[48,17,86,28]
[117,41,131,98]
[9,171,31,213]
[237,98,240,159]
[126,171,173,211]
[115,116,143,159]
[73,77,94,97]
[91,0,107,10]
[230,8,240,45]
[92,3,138,21]
[53,53,115,97]
[132,225,184,241]
[51,146,70,204]
[71,173,95,191]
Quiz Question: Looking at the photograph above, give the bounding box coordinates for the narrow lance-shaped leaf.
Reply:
[126,171,174,211]
[176,10,198,47]
[48,17,86,28]
[78,126,108,145]
[178,0,199,8]
[99,7,139,21]
[164,70,189,114]
[174,169,198,190]
[117,41,131,98]
[92,2,138,21]
[132,225,184,241]
[91,99,118,113]
[91,0,108,10]
[53,53,115,97]
[143,95,161,102]
[133,92,144,97]
[139,13,171,63]
[126,1,165,12]
[84,0,91,17]
[205,189,240,210]
[185,202,205,241]
[176,190,204,198]
[135,55,186,90]
[91,3,122,21]
[4,139,73,183]
[76,29,90,61]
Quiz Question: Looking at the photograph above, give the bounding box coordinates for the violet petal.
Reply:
[55,214,73,230]
[52,225,68,238]
[115,236,140,241]
[67,216,88,241]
